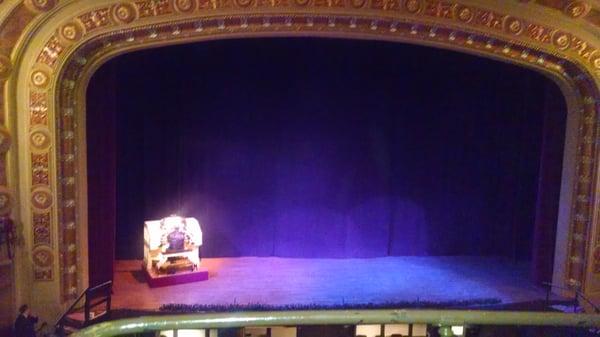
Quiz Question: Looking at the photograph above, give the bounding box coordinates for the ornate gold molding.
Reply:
[526,0,600,24]
[2,0,600,305]
[0,1,58,291]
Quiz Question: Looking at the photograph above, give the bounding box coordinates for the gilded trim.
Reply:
[2,0,600,306]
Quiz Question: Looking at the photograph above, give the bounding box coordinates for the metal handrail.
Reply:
[55,288,88,327]
[84,280,113,324]
[56,280,113,328]
[543,282,600,313]
[71,309,600,337]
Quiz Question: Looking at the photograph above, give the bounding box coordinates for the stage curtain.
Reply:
[531,83,567,284]
[85,39,565,281]
[86,61,117,286]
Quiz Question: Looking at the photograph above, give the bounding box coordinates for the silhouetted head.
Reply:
[18,304,29,316]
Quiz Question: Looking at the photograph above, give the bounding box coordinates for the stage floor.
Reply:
[112,256,557,310]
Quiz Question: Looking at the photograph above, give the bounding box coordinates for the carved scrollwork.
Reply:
[504,16,523,35]
[112,3,138,24]
[30,69,50,88]
[552,30,572,51]
[174,0,197,12]
[30,128,51,151]
[32,246,53,280]
[564,1,591,18]
[58,21,85,43]
[31,187,52,210]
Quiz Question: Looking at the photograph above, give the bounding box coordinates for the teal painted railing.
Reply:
[72,309,600,337]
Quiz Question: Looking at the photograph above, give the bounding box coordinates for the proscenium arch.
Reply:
[64,26,595,296]
[6,0,600,317]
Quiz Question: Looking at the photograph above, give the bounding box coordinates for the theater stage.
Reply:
[111,256,560,311]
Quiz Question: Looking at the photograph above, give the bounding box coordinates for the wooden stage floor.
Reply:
[112,256,555,311]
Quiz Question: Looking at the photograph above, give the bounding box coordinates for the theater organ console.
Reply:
[143,215,208,287]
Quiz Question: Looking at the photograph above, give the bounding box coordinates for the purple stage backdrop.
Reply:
[86,38,566,286]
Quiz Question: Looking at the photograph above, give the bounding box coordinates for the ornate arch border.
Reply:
[3,0,600,313]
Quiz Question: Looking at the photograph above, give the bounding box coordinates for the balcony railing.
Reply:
[71,309,600,337]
